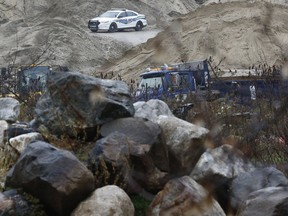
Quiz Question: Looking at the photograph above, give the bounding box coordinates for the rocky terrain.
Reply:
[1,1,288,215]
[1,71,288,215]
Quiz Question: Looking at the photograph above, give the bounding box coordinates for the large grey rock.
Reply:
[88,132,137,193]
[100,117,169,172]
[0,192,14,215]
[1,190,30,216]
[35,71,135,139]
[133,99,174,122]
[72,185,134,216]
[0,97,20,122]
[5,141,95,216]
[9,132,43,153]
[157,115,209,175]
[147,176,225,216]
[273,196,288,216]
[190,144,255,180]
[88,131,169,194]
[196,173,233,214]
[0,122,20,177]
[3,122,36,144]
[0,120,8,147]
[231,167,288,210]
[236,187,288,216]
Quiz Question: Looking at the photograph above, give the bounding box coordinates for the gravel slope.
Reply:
[0,0,199,73]
[99,1,288,82]
[0,0,287,77]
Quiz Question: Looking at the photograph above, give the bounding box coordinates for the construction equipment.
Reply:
[17,65,52,96]
[135,59,288,104]
[210,75,288,103]
[0,65,68,99]
[135,59,211,102]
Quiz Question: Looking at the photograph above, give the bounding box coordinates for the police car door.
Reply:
[126,11,138,28]
[117,12,128,28]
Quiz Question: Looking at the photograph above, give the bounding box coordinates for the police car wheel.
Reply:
[108,23,117,32]
[91,29,98,32]
[135,22,143,31]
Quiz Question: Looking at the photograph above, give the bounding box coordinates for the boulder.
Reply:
[100,117,169,172]
[3,122,36,144]
[157,115,209,175]
[133,99,174,122]
[0,192,14,215]
[35,71,135,139]
[9,132,43,153]
[273,196,288,216]
[88,132,169,194]
[1,190,30,216]
[236,187,288,216]
[190,144,255,180]
[196,173,233,214]
[0,97,20,123]
[71,185,134,216]
[0,120,8,147]
[147,176,225,216]
[5,141,95,216]
[0,121,20,173]
[231,167,288,210]
[88,132,136,192]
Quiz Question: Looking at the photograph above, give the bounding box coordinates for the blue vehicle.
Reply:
[135,59,210,101]
[0,65,68,99]
[135,59,288,104]
[17,65,52,95]
[210,76,288,103]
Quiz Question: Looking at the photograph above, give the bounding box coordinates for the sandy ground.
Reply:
[91,29,162,46]
[1,0,288,76]
[99,1,288,82]
[0,0,199,74]
[205,0,288,5]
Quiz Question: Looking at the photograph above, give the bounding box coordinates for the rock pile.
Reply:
[0,72,287,216]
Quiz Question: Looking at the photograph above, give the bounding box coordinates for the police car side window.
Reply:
[127,12,137,16]
[118,12,127,18]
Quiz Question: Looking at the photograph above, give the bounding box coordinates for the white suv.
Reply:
[88,9,147,32]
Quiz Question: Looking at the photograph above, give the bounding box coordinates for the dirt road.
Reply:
[89,29,162,46]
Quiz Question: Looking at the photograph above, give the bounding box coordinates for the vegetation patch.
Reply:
[130,195,151,216]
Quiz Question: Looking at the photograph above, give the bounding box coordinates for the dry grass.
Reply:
[170,92,288,176]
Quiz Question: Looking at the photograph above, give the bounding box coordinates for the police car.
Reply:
[88,9,147,32]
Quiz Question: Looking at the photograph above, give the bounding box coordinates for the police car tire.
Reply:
[109,23,117,32]
[135,21,143,31]
[91,29,98,32]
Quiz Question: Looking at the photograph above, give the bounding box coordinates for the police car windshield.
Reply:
[99,11,119,18]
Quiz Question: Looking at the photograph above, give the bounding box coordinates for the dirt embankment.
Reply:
[1,0,288,78]
[0,0,199,73]
[99,1,288,82]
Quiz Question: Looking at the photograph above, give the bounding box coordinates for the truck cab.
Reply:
[17,65,52,96]
[17,65,68,98]
[135,59,210,101]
